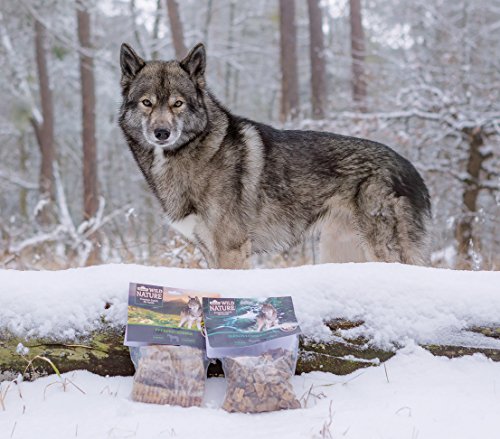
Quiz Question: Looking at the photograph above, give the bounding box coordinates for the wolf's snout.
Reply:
[154,128,170,141]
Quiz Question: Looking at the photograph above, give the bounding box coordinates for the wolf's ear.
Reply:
[180,43,206,88]
[120,43,145,82]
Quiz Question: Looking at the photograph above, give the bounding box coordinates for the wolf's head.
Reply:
[187,296,201,311]
[119,43,208,152]
[260,303,276,319]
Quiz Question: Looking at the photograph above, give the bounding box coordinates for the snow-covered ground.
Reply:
[1,263,499,348]
[0,345,499,439]
[1,263,499,437]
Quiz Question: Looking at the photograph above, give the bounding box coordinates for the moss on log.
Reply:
[1,321,499,382]
[423,345,500,361]
[0,329,134,381]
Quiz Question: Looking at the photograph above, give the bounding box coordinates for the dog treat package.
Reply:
[130,344,206,407]
[125,283,218,407]
[203,297,302,413]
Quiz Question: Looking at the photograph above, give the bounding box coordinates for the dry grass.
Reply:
[300,383,327,408]
[1,230,317,270]
[319,400,334,439]
[0,376,23,413]
[3,227,500,271]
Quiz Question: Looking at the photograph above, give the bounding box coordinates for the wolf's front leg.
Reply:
[256,320,265,332]
[215,240,252,269]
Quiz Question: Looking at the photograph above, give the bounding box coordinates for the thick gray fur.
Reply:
[118,43,431,268]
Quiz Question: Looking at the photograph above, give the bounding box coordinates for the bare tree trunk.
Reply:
[224,0,236,103]
[33,19,55,223]
[165,0,187,59]
[307,0,327,119]
[77,1,100,264]
[203,0,213,45]
[279,0,300,122]
[19,133,28,219]
[129,0,148,58]
[349,0,367,109]
[455,127,485,269]
[151,0,162,60]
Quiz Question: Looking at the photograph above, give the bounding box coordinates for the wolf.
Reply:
[256,303,279,332]
[179,296,202,330]
[118,43,431,269]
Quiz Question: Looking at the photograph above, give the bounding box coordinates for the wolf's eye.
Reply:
[173,100,183,108]
[142,99,152,107]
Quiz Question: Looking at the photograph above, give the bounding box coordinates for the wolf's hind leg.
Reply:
[319,209,368,263]
[355,179,430,265]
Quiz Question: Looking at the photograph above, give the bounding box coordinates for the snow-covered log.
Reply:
[0,263,499,381]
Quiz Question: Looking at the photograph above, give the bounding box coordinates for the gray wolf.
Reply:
[256,303,278,331]
[179,296,202,330]
[118,43,431,268]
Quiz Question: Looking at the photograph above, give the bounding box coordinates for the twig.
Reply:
[395,406,412,417]
[384,363,390,383]
[341,370,366,386]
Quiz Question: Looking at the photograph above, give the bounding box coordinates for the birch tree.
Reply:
[33,18,55,224]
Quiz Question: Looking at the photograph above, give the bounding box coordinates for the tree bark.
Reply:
[455,127,485,269]
[33,19,55,223]
[279,0,300,122]
[349,0,367,109]
[77,1,99,264]
[165,0,187,59]
[307,0,327,119]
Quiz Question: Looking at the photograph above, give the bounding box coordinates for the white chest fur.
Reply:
[169,214,198,241]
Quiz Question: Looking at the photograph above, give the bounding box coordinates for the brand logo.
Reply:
[135,284,164,307]
[209,298,236,316]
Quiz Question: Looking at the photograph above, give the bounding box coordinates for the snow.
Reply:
[0,345,499,439]
[1,263,500,348]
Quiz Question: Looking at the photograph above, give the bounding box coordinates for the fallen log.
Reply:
[1,263,499,381]
[2,320,499,382]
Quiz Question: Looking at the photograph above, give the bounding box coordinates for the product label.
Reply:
[124,283,218,348]
[203,296,301,348]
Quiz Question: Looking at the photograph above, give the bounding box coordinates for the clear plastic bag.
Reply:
[221,335,301,413]
[130,344,208,407]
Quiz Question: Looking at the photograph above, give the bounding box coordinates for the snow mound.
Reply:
[0,263,499,348]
